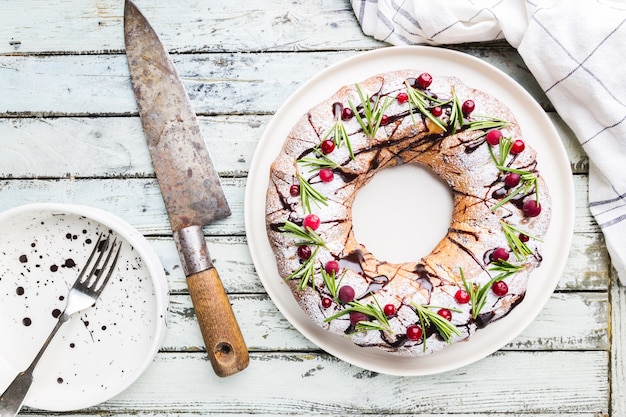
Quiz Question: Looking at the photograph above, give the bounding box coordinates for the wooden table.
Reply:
[1,1,622,416]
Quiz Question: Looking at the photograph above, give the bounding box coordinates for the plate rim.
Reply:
[0,202,169,410]
[245,45,575,376]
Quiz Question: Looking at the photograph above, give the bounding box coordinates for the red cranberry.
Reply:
[416,73,433,89]
[437,308,452,321]
[324,260,340,275]
[320,139,335,154]
[338,285,355,303]
[454,289,470,304]
[321,297,332,308]
[504,173,521,188]
[486,129,503,146]
[406,324,423,341]
[341,107,354,121]
[383,304,396,317]
[519,233,530,243]
[522,199,542,217]
[297,245,312,260]
[492,280,509,296]
[319,168,334,183]
[380,114,390,126]
[350,311,369,326]
[461,99,475,115]
[303,214,321,230]
[491,247,509,262]
[289,184,300,197]
[510,139,525,154]
[397,92,409,104]
[431,106,443,117]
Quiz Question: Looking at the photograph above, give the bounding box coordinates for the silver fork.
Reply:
[0,234,122,417]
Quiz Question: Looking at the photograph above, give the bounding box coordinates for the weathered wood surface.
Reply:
[0,0,617,416]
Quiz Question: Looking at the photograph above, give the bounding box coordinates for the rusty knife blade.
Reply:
[124,0,249,377]
[123,0,230,232]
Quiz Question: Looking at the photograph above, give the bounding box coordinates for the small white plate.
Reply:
[245,46,575,376]
[0,203,168,411]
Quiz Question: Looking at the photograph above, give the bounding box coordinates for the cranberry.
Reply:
[319,168,334,183]
[486,129,503,146]
[492,280,509,296]
[510,139,525,154]
[416,73,433,89]
[320,139,335,154]
[406,324,423,341]
[380,114,390,126]
[431,106,443,117]
[324,260,340,275]
[491,247,509,262]
[504,173,521,188]
[522,199,542,217]
[338,285,355,303]
[289,184,300,197]
[383,304,396,317]
[437,308,452,321]
[321,297,332,308]
[519,233,530,243]
[297,245,312,260]
[350,311,369,326]
[461,99,475,115]
[341,107,354,121]
[303,214,321,230]
[454,289,470,304]
[397,92,409,104]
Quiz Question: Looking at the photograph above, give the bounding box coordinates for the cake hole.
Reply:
[351,163,454,264]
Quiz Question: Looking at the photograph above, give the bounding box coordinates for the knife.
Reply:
[123,0,249,377]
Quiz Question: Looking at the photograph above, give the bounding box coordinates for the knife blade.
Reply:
[123,0,249,377]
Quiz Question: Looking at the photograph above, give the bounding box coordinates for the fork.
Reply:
[0,234,122,417]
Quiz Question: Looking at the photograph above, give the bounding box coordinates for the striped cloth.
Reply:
[350,0,626,284]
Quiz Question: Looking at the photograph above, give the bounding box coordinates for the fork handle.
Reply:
[186,267,249,377]
[0,315,66,417]
[0,370,34,417]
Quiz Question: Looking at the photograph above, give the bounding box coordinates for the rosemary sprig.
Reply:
[460,267,509,319]
[404,81,447,131]
[465,116,510,139]
[286,246,319,290]
[322,119,354,159]
[489,260,524,280]
[447,89,465,134]
[500,220,542,261]
[298,153,339,172]
[348,84,393,139]
[279,221,326,289]
[297,171,328,214]
[488,135,513,167]
[490,168,539,211]
[324,296,393,333]
[278,220,326,247]
[412,302,462,350]
[321,267,346,299]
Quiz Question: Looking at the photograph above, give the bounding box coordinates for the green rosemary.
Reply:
[324,295,392,333]
[348,84,393,139]
[412,302,462,351]
[297,171,328,214]
[404,81,447,131]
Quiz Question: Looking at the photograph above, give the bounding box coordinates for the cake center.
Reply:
[351,163,454,264]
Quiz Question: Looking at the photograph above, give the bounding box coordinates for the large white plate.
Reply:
[244,46,575,376]
[0,203,168,410]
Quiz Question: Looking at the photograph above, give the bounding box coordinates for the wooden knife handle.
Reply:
[186,267,249,377]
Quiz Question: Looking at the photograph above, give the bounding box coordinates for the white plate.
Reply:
[244,46,575,376]
[0,203,168,410]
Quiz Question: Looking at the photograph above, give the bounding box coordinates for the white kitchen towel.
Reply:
[351,0,626,284]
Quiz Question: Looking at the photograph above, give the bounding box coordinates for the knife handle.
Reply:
[186,267,250,377]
